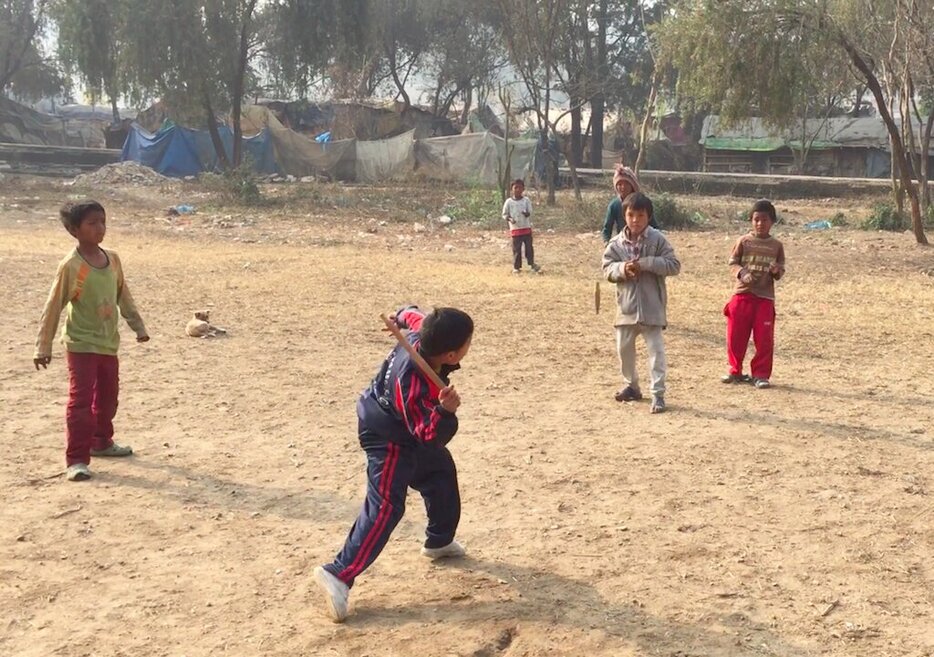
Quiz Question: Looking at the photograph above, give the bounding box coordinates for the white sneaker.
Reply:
[420,539,466,560]
[313,566,349,622]
[65,463,91,481]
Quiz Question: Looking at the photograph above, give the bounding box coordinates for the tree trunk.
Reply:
[109,95,120,125]
[891,147,904,214]
[921,111,934,214]
[203,86,230,171]
[590,94,605,168]
[565,139,582,201]
[438,84,463,121]
[540,129,557,206]
[498,85,513,202]
[794,107,810,174]
[231,0,258,168]
[635,71,659,175]
[589,0,608,168]
[386,47,411,114]
[459,87,473,127]
[570,99,582,167]
[354,56,380,98]
[431,78,444,116]
[544,68,555,206]
[840,37,927,244]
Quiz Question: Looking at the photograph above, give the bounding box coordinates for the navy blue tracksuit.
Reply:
[323,308,461,587]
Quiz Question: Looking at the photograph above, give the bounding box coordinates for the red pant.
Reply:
[66,352,119,466]
[724,294,775,380]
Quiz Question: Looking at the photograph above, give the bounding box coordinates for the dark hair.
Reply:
[60,200,105,232]
[622,191,654,219]
[511,178,525,187]
[419,307,474,357]
[751,199,777,222]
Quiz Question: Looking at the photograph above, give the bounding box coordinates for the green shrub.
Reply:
[653,193,699,230]
[829,211,848,227]
[200,159,265,206]
[442,187,502,228]
[860,203,907,231]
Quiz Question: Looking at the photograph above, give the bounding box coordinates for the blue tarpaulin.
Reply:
[121,122,277,177]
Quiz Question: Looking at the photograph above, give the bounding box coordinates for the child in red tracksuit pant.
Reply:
[722,199,785,389]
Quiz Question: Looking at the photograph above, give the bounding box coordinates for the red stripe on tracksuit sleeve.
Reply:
[394,379,409,428]
[400,371,448,444]
[405,373,425,436]
[396,308,425,331]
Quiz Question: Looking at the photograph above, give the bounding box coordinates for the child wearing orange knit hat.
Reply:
[601,164,657,243]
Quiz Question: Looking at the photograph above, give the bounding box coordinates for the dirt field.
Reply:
[1,176,932,657]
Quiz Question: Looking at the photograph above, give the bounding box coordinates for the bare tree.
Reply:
[496,0,568,205]
[1,0,59,98]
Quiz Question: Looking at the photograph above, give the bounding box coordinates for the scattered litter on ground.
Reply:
[166,204,196,216]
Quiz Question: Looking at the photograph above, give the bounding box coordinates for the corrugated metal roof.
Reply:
[701,115,934,152]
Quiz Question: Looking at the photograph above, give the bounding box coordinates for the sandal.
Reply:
[90,443,134,457]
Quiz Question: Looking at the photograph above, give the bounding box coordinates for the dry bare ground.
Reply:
[0,176,932,657]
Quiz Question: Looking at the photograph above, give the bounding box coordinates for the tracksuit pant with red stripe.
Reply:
[323,427,461,587]
[724,293,776,380]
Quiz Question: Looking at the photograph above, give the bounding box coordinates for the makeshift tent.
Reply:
[415,132,536,185]
[121,122,276,177]
[355,130,415,182]
[1,96,106,147]
[130,105,536,183]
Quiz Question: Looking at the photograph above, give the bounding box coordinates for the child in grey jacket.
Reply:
[602,192,681,413]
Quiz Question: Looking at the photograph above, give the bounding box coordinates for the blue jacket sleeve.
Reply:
[601,200,617,244]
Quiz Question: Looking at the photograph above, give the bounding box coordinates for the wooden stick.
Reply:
[820,600,840,618]
[594,280,601,313]
[380,313,447,389]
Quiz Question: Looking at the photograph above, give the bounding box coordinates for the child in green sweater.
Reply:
[34,201,149,481]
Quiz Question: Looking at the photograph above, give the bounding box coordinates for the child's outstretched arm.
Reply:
[34,262,74,368]
[394,371,459,446]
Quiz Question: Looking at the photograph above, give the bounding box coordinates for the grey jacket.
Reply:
[602,227,681,327]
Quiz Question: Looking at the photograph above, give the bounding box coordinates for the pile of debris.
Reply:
[74,161,171,186]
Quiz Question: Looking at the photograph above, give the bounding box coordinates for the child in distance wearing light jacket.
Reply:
[502,179,541,274]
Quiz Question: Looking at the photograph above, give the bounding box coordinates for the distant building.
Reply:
[700,115,932,178]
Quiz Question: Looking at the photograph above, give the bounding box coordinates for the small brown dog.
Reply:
[186,310,227,338]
